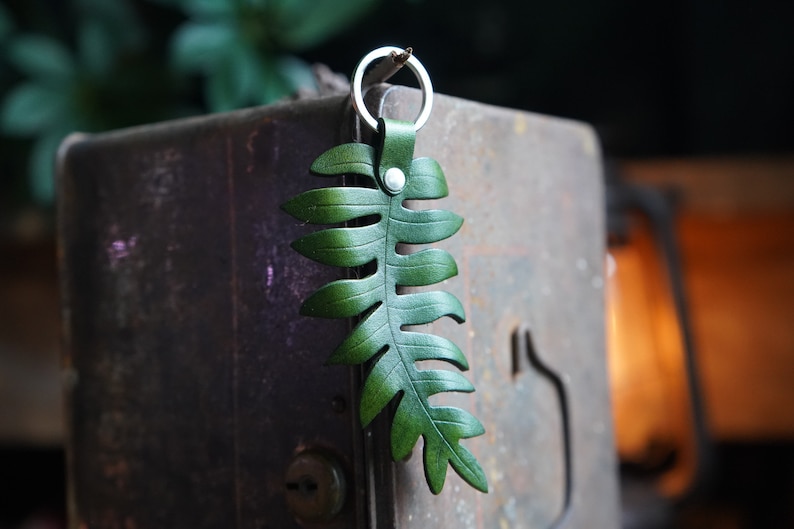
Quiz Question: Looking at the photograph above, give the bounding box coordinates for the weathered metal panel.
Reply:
[58,87,617,529]
[369,86,618,529]
[58,95,366,529]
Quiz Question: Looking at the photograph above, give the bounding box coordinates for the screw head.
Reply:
[383,167,406,193]
[284,451,346,522]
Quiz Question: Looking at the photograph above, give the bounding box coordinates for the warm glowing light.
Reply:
[606,220,696,496]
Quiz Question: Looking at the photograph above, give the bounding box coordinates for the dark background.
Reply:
[305,0,794,157]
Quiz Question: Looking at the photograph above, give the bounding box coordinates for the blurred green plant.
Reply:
[0,0,162,203]
[0,0,378,206]
[168,0,378,111]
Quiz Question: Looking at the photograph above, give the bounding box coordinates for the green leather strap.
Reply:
[376,117,416,194]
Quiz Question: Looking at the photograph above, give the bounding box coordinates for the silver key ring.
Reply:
[350,46,434,132]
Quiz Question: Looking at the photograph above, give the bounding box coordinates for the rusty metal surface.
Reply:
[58,95,367,529]
[367,86,619,529]
[58,87,617,529]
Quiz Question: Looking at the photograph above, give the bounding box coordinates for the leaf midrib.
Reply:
[381,194,473,478]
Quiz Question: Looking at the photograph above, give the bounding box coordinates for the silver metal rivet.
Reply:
[384,167,406,193]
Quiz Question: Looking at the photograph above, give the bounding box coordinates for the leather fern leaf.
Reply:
[282,118,488,495]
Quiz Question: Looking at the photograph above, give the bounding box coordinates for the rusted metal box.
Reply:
[58,86,618,528]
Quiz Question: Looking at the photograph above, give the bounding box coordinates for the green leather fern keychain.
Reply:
[283,47,488,495]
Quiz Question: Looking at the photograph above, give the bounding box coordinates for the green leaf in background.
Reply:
[276,55,316,93]
[203,41,264,111]
[283,119,488,495]
[179,0,235,18]
[77,19,115,78]
[250,52,279,105]
[276,0,379,50]
[74,0,145,51]
[7,35,75,83]
[1,83,70,135]
[171,21,236,72]
[206,63,239,113]
[30,130,69,204]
